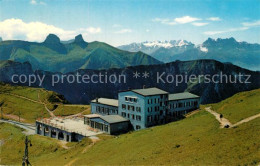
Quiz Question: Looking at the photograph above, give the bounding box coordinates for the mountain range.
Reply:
[0,59,259,104]
[118,38,260,71]
[0,34,161,73]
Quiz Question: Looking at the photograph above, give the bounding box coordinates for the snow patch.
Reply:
[200,46,208,53]
[142,40,190,48]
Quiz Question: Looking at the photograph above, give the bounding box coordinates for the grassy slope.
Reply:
[0,84,90,123]
[1,110,259,166]
[209,89,260,123]
[53,105,90,116]
[0,89,259,165]
[0,123,65,165]
[73,111,260,166]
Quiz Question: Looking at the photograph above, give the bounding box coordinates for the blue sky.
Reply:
[0,0,260,46]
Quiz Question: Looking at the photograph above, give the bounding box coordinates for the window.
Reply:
[129,105,135,111]
[127,113,130,118]
[136,107,141,112]
[122,104,126,109]
[136,125,141,130]
[178,103,183,108]
[97,106,100,112]
[105,108,109,114]
[104,125,108,132]
[136,115,141,121]
[125,97,128,101]
[132,114,135,120]
[147,116,152,122]
[122,112,126,117]
[134,98,137,102]
[148,99,150,104]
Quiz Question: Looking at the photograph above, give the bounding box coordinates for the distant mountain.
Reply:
[118,40,193,55]
[118,38,260,71]
[0,34,161,73]
[0,37,2,42]
[0,60,259,104]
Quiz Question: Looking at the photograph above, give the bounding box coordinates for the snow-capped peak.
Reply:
[141,40,192,48]
[143,41,173,48]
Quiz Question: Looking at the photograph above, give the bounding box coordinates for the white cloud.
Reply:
[152,18,174,25]
[242,20,260,27]
[207,17,221,21]
[115,29,132,34]
[30,0,46,5]
[80,27,101,34]
[153,16,200,25]
[0,18,101,41]
[30,0,37,4]
[204,27,249,35]
[146,29,150,32]
[192,22,209,26]
[174,16,201,24]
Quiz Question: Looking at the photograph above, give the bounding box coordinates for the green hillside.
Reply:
[0,83,90,123]
[0,34,162,73]
[0,89,259,165]
[209,89,260,123]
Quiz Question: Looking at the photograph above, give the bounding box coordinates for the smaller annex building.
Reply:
[84,114,130,135]
[91,98,119,115]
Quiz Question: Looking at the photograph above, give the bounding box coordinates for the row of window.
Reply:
[125,97,137,103]
[148,106,160,113]
[147,115,161,122]
[147,98,168,105]
[169,101,198,109]
[96,106,118,115]
[122,104,141,112]
[90,121,109,132]
[121,112,142,121]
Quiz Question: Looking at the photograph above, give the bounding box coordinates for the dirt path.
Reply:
[0,92,42,104]
[205,107,260,128]
[1,91,55,118]
[44,104,55,117]
[232,113,260,127]
[205,107,232,128]
[81,136,100,153]
[58,140,70,149]
[2,113,26,122]
[185,109,199,118]
[0,119,35,135]
[65,158,78,166]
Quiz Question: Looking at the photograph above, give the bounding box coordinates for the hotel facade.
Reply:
[89,87,200,131]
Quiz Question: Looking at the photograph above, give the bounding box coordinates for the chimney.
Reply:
[143,85,146,89]
[96,98,99,102]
